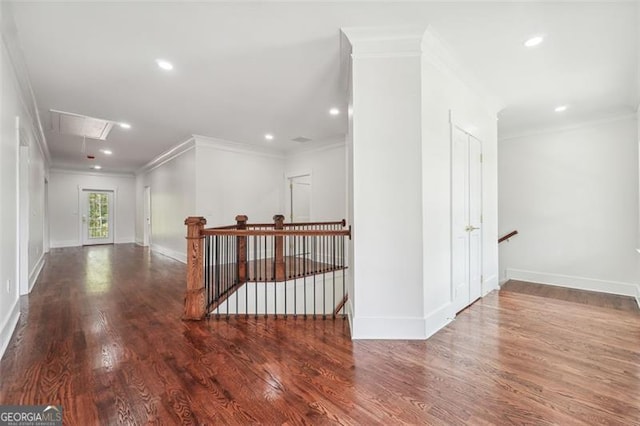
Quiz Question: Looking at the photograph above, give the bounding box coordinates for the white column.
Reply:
[343,28,427,339]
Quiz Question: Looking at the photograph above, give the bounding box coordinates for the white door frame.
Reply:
[449,116,484,312]
[78,186,118,245]
[284,170,312,223]
[143,186,151,246]
[17,117,31,295]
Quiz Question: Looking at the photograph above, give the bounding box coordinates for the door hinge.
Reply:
[480,154,483,163]
[480,214,483,223]
[481,275,484,283]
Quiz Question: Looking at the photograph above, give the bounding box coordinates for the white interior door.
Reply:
[82,190,114,245]
[143,186,151,246]
[451,127,483,314]
[289,175,311,223]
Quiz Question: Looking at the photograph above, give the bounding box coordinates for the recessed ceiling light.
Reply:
[329,108,340,116]
[100,149,112,155]
[264,134,274,141]
[524,36,544,48]
[119,122,131,129]
[554,105,568,112]
[156,59,173,71]
[92,165,102,170]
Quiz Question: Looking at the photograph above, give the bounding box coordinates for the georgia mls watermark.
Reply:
[0,405,62,426]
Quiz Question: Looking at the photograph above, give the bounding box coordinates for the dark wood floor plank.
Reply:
[0,245,638,424]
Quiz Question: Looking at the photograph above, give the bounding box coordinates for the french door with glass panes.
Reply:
[82,190,114,245]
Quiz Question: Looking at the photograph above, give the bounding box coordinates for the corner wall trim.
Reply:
[27,253,45,294]
[0,299,20,362]
[137,137,196,175]
[351,315,428,340]
[482,274,499,296]
[151,244,187,264]
[424,302,454,339]
[50,240,79,249]
[506,268,638,298]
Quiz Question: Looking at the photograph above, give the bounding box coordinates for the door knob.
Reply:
[465,225,480,232]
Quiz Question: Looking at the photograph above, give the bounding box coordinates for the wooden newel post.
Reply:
[183,216,207,320]
[236,215,248,283]
[273,214,285,281]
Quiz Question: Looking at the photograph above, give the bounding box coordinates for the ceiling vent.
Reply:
[50,109,114,140]
[292,136,312,143]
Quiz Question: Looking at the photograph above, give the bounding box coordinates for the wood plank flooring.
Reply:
[1,244,639,424]
[502,279,639,312]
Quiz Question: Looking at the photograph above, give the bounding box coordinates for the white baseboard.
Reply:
[115,238,135,244]
[482,274,499,296]
[346,298,354,337]
[351,315,429,340]
[499,277,509,287]
[50,240,79,248]
[506,268,638,298]
[635,285,640,309]
[424,302,454,339]
[27,253,45,294]
[151,244,187,264]
[0,299,20,362]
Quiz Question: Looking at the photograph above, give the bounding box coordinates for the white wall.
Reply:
[49,170,136,247]
[0,1,48,361]
[343,27,500,339]
[284,142,346,222]
[421,32,500,333]
[195,137,285,226]
[26,130,46,290]
[499,116,639,298]
[136,145,196,262]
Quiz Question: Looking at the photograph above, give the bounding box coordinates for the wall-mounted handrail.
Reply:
[498,230,518,244]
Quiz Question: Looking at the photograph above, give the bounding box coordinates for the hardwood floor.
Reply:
[501,279,639,312]
[1,244,639,424]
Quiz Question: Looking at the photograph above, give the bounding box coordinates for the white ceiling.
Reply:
[10,1,639,173]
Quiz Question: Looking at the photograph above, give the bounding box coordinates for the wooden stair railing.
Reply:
[498,230,518,244]
[184,214,351,321]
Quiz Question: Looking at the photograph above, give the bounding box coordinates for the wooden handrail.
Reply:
[202,228,352,238]
[207,219,347,230]
[209,224,240,230]
[498,230,518,244]
[185,214,351,320]
[284,219,346,227]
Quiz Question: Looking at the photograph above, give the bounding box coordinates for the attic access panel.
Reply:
[50,109,114,140]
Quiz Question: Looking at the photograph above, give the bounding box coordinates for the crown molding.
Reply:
[499,111,637,142]
[136,137,196,175]
[341,26,426,59]
[49,168,135,179]
[287,137,346,156]
[421,27,504,114]
[194,134,286,159]
[1,2,51,166]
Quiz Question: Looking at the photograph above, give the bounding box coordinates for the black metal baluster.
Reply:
[245,235,248,319]
[254,235,258,319]
[323,235,326,319]
[313,236,317,319]
[342,233,346,319]
[215,235,220,319]
[226,236,229,319]
[284,233,287,319]
[332,235,336,319]
[274,235,277,319]
[264,235,267,318]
